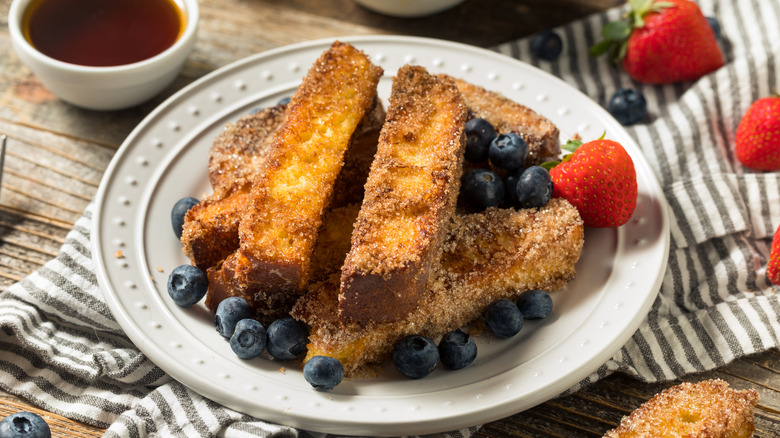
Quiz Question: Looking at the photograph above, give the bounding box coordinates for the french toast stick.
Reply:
[220,42,383,300]
[447,76,561,165]
[603,379,759,438]
[181,105,286,270]
[206,202,361,325]
[338,65,467,325]
[181,99,383,271]
[294,198,585,376]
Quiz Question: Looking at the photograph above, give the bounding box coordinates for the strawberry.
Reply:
[735,95,780,171]
[548,138,638,227]
[768,224,780,285]
[591,0,724,84]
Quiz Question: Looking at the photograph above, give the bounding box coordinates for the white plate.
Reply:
[93,36,669,436]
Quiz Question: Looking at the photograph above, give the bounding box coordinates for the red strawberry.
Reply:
[549,138,638,227]
[591,0,724,84]
[735,95,780,171]
[768,225,780,285]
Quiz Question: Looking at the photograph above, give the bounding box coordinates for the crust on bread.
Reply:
[338,65,467,325]
[235,41,382,295]
[603,379,759,438]
[447,75,561,165]
[181,106,287,270]
[294,198,584,376]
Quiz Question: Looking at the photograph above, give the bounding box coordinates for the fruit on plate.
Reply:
[548,137,638,228]
[303,356,344,390]
[167,264,208,307]
[735,95,780,171]
[392,335,439,379]
[591,0,724,84]
[484,299,524,338]
[438,329,477,370]
[768,225,780,285]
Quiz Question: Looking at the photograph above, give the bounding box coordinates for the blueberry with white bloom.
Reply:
[215,296,252,338]
[167,264,208,307]
[0,412,51,438]
[517,289,554,320]
[464,118,497,162]
[461,169,506,211]
[515,165,553,208]
[485,299,523,338]
[438,329,477,370]
[303,356,344,390]
[171,197,199,239]
[230,318,267,359]
[266,316,308,360]
[489,133,528,172]
[393,335,439,379]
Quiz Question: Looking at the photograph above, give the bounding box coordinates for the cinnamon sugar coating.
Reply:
[235,41,382,295]
[603,379,759,438]
[339,65,467,325]
[447,76,561,165]
[181,105,286,270]
[204,42,382,302]
[294,198,584,376]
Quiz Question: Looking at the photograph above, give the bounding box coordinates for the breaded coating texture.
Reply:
[294,198,584,376]
[339,65,467,325]
[181,105,286,269]
[447,76,561,165]
[231,41,382,295]
[603,379,759,438]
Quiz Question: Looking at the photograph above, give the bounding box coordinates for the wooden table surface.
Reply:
[1,0,779,436]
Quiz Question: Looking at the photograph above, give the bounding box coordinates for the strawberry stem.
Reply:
[591,0,676,63]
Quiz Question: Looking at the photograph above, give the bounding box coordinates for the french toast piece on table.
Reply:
[294,198,585,376]
[603,379,759,438]
[338,65,467,325]
[447,76,561,165]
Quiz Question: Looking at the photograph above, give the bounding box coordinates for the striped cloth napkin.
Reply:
[1,0,778,436]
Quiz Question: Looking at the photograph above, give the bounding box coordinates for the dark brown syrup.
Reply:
[23,0,184,67]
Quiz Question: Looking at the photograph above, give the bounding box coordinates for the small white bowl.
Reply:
[353,0,466,17]
[8,0,199,111]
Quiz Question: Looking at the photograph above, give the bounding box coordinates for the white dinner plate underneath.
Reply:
[93,36,670,436]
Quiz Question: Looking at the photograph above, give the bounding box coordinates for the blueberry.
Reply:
[171,197,199,239]
[277,96,292,105]
[515,165,553,208]
[0,412,51,438]
[464,118,497,162]
[489,133,528,171]
[215,297,252,338]
[230,318,267,359]
[167,265,208,307]
[303,356,344,390]
[706,16,721,40]
[266,316,308,360]
[517,290,554,320]
[392,335,439,379]
[531,30,563,61]
[461,169,505,211]
[438,329,477,370]
[484,299,523,338]
[608,88,647,126]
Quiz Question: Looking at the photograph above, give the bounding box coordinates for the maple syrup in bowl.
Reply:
[8,0,199,110]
